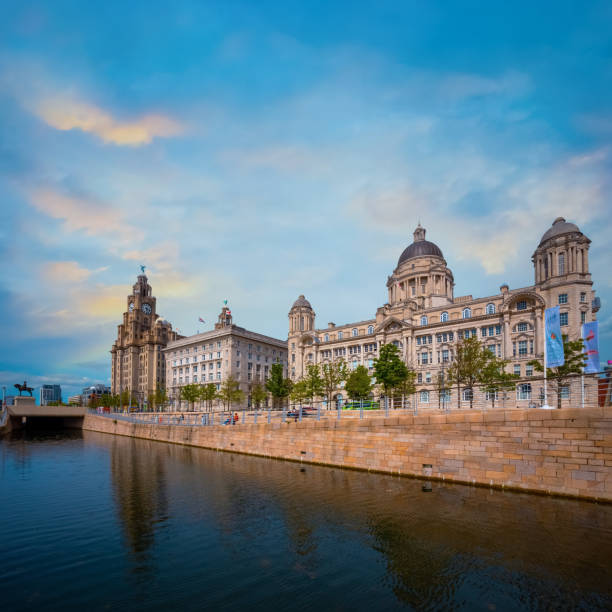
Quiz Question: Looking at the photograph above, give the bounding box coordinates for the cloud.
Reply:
[32,97,183,146]
[43,261,92,283]
[27,187,133,243]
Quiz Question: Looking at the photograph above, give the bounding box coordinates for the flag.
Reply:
[226,309,231,316]
[198,317,205,323]
[545,306,564,368]
[581,321,599,374]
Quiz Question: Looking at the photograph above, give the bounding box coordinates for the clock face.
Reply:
[128,302,134,312]
[142,303,152,315]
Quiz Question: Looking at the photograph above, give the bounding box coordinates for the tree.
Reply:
[265,363,292,409]
[148,387,168,412]
[119,389,131,410]
[217,376,245,411]
[100,393,113,408]
[180,384,201,411]
[446,337,488,410]
[320,359,348,409]
[199,383,217,412]
[345,365,373,402]
[395,369,417,408]
[289,379,309,406]
[479,356,518,409]
[373,343,409,406]
[302,364,324,407]
[528,338,587,409]
[250,383,268,410]
[435,372,450,410]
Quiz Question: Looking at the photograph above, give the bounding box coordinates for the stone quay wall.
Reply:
[83,406,612,502]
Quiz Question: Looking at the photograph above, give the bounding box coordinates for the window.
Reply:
[417,373,422,383]
[514,364,521,376]
[462,389,473,402]
[367,325,374,335]
[440,389,451,402]
[338,331,343,340]
[486,303,495,314]
[368,359,373,369]
[560,312,569,326]
[517,322,528,332]
[485,390,499,401]
[421,353,429,365]
[560,386,570,399]
[558,252,565,275]
[425,372,431,383]
[517,300,527,311]
[581,311,586,324]
[352,328,358,337]
[420,391,429,403]
[517,383,532,400]
[558,294,568,304]
[481,327,487,337]
[440,312,449,322]
[518,340,528,356]
[442,349,449,363]
[580,292,586,303]
[420,315,428,326]
[323,334,329,342]
[526,365,533,377]
[462,308,471,319]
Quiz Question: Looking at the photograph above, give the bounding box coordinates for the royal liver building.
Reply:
[288,218,599,407]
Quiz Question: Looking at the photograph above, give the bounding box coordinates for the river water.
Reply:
[1,429,611,611]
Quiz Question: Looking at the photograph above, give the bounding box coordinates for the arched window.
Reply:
[420,391,430,403]
[352,328,358,337]
[462,308,472,319]
[300,316,304,331]
[462,388,473,401]
[324,333,329,342]
[338,331,343,340]
[440,311,449,322]
[486,303,495,314]
[367,325,374,335]
[421,315,428,326]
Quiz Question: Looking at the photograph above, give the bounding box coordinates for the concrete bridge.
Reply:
[1,398,85,433]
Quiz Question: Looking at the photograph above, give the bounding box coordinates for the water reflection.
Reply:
[103,432,612,610]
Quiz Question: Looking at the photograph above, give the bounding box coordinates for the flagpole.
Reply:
[542,307,551,409]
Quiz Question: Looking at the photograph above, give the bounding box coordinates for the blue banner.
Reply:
[581,321,599,374]
[545,306,565,368]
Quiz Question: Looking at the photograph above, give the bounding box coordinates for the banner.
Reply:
[545,306,565,368]
[581,321,599,374]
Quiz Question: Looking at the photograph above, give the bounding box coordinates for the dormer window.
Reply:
[367,325,374,335]
[440,311,449,322]
[486,303,495,314]
[420,316,428,326]
[352,328,358,337]
[462,308,471,319]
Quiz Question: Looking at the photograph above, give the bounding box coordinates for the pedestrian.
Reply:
[233,412,239,425]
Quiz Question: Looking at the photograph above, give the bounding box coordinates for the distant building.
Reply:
[68,395,81,405]
[40,384,62,405]
[81,384,111,406]
[163,305,287,409]
[110,272,180,402]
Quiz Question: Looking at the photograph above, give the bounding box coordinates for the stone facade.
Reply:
[288,218,600,408]
[110,273,179,401]
[163,306,287,409]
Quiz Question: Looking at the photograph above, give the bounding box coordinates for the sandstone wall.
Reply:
[83,406,612,502]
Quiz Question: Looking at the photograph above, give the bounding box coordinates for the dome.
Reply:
[291,295,312,310]
[539,217,581,245]
[398,224,443,266]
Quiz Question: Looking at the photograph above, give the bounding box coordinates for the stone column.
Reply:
[503,314,511,360]
[534,308,542,356]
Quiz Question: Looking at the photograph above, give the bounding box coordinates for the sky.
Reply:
[0,1,611,401]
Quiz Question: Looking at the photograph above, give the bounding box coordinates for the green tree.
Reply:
[345,365,373,402]
[395,369,417,408]
[302,364,324,406]
[447,337,488,410]
[147,387,168,412]
[250,383,268,410]
[180,384,201,411]
[528,338,587,409]
[265,363,292,409]
[289,379,309,406]
[100,393,113,408]
[373,343,409,406]
[217,376,245,411]
[199,383,217,412]
[479,356,518,409]
[320,359,348,409]
[119,389,131,410]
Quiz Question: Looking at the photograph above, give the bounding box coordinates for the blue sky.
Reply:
[1,1,611,400]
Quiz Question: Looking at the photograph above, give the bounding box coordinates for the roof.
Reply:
[398,224,443,265]
[291,294,312,310]
[539,217,581,245]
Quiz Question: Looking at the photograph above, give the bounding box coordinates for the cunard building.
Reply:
[288,218,600,407]
[110,273,180,401]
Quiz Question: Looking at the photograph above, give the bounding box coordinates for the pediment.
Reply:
[374,316,411,334]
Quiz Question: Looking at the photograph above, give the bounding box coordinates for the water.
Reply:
[1,429,611,611]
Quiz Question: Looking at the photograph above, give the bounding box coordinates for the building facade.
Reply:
[110,273,180,402]
[288,218,600,408]
[40,384,62,405]
[163,305,287,409]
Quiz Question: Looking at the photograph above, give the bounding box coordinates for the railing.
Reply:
[0,407,8,428]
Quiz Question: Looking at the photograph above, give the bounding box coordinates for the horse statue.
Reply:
[14,381,34,397]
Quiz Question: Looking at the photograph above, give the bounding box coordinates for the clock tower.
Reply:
[110,272,180,404]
